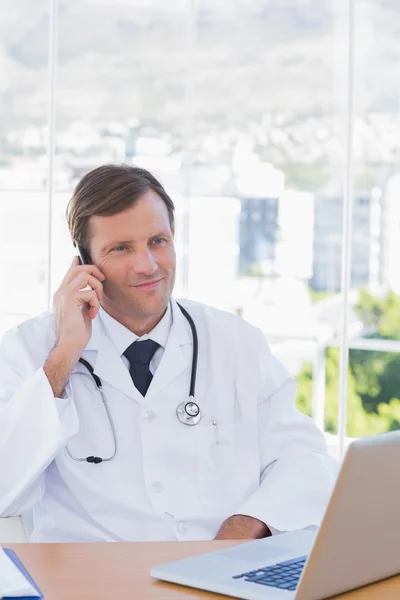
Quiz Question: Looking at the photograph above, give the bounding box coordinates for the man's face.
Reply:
[89,190,176,321]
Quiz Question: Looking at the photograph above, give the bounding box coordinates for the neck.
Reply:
[101,301,167,337]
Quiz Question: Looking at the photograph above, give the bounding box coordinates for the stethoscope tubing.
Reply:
[65,304,199,464]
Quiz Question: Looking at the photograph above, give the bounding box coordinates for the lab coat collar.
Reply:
[99,302,172,356]
[81,298,192,401]
[146,298,192,399]
[82,316,136,400]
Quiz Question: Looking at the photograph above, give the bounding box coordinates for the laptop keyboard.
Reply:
[232,555,307,592]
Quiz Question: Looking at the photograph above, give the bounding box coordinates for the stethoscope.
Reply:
[65,303,200,464]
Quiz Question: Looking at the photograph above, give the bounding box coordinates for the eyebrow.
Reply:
[149,231,171,241]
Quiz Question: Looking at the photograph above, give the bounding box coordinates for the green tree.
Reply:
[351,289,400,413]
[355,289,400,338]
[296,348,391,437]
[296,289,400,436]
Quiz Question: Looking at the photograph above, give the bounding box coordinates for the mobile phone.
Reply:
[77,245,92,266]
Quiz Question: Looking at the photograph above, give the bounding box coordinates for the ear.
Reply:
[171,224,175,239]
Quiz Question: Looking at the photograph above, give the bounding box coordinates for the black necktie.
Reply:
[123,340,160,396]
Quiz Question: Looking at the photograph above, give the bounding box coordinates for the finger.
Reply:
[76,290,100,315]
[88,303,100,320]
[60,256,82,287]
[67,272,104,300]
[82,264,106,282]
[74,274,104,302]
[63,262,106,287]
[86,275,104,301]
[66,271,92,293]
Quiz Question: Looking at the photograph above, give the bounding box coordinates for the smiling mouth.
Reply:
[132,278,163,290]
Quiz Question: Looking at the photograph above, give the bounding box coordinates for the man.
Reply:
[0,164,337,543]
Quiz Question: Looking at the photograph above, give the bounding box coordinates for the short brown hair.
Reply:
[67,164,175,252]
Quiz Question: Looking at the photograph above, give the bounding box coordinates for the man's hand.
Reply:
[214,515,272,540]
[44,256,105,398]
[54,256,105,351]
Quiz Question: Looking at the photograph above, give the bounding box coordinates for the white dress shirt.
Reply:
[99,302,172,377]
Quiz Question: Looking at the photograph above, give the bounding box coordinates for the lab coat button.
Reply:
[152,481,163,493]
[177,523,188,534]
[143,411,156,422]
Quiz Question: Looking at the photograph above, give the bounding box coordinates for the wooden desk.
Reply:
[7,542,400,600]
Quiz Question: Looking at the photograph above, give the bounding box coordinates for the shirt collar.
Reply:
[99,301,173,357]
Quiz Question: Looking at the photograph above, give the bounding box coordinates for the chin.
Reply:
[133,294,169,314]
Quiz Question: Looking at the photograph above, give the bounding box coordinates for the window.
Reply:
[1,0,399,459]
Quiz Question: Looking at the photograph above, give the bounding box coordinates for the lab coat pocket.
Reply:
[196,422,237,507]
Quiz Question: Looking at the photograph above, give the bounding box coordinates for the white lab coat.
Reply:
[0,298,338,542]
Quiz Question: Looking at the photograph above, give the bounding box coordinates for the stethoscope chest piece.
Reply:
[176,400,201,426]
[69,303,200,463]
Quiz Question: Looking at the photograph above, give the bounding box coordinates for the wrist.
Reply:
[44,346,78,399]
[46,344,81,380]
[55,340,84,361]
[215,515,271,540]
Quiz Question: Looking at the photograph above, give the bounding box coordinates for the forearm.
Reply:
[44,345,80,398]
[238,370,338,533]
[0,368,79,515]
[214,515,272,540]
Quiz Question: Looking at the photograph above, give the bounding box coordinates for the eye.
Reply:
[152,238,167,245]
[113,245,126,252]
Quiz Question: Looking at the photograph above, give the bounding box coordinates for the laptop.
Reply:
[151,430,400,600]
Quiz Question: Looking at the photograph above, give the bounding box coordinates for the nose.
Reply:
[131,247,158,276]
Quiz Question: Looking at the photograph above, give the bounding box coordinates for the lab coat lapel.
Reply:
[147,299,192,399]
[82,316,138,401]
